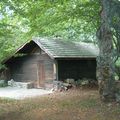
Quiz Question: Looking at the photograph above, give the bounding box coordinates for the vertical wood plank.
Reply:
[37,60,45,87]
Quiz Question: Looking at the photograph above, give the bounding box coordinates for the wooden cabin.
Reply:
[2,38,99,89]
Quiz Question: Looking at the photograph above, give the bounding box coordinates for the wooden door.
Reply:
[37,61,45,88]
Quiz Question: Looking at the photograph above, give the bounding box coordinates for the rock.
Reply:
[53,81,63,90]
[27,82,34,89]
[0,80,5,84]
[66,79,75,84]
[107,103,112,107]
[8,79,34,89]
[8,79,15,86]
[63,83,71,87]
[53,81,71,91]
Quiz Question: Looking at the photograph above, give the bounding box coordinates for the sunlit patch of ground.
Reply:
[0,86,52,99]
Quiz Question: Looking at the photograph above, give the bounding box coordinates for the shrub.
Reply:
[115,58,120,80]
[0,80,8,87]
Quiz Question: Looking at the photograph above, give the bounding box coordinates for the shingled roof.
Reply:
[3,37,99,63]
[33,37,99,58]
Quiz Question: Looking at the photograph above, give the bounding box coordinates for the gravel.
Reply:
[0,86,53,100]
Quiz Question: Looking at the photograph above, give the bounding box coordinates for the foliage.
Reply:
[0,82,7,87]
[0,80,8,87]
[0,2,30,68]
[115,57,120,80]
[116,58,120,66]
[1,0,100,41]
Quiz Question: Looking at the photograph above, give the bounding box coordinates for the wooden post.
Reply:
[54,60,58,81]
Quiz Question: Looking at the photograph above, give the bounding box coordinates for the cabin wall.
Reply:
[6,47,54,88]
[7,55,38,82]
[57,59,96,81]
[0,69,10,80]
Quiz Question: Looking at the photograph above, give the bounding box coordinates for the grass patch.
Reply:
[112,106,120,113]
[59,98,97,110]
[0,98,16,103]
[78,98,98,109]
[59,100,75,108]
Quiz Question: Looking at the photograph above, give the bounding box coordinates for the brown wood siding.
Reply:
[6,47,54,88]
[7,55,39,82]
[38,54,54,88]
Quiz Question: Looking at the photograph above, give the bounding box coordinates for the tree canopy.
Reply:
[1,0,100,39]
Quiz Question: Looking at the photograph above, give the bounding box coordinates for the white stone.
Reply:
[8,80,34,89]
[0,80,5,84]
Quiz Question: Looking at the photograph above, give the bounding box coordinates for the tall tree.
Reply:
[97,0,120,102]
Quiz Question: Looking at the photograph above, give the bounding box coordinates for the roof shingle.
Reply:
[33,37,99,58]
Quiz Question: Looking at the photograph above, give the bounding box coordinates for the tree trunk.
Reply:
[97,0,116,102]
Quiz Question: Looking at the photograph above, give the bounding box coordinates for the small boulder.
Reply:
[0,80,5,84]
[8,79,15,86]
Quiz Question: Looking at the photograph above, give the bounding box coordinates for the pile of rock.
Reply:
[52,79,75,92]
[8,79,34,89]
[52,78,98,91]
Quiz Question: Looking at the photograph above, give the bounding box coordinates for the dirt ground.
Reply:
[0,86,52,99]
[0,87,120,120]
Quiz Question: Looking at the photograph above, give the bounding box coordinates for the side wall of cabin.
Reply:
[6,45,54,88]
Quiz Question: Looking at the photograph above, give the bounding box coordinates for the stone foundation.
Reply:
[8,79,34,89]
